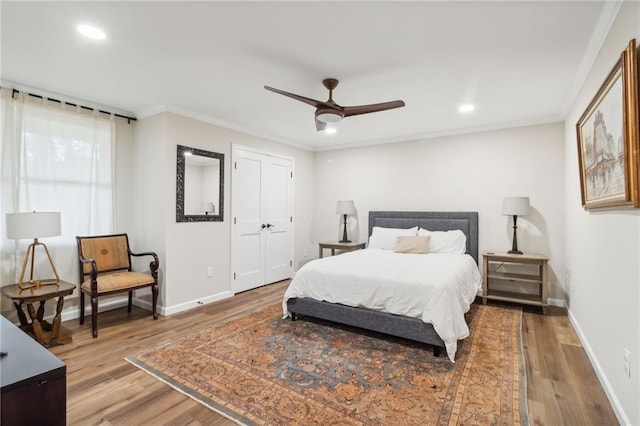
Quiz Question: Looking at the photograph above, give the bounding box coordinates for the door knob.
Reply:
[261,224,266,229]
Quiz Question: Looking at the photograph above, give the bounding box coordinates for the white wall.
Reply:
[314,122,566,300]
[131,113,169,310]
[134,111,315,313]
[163,114,232,312]
[563,1,639,424]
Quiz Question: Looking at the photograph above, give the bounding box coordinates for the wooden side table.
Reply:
[318,241,366,258]
[482,252,548,314]
[1,280,75,345]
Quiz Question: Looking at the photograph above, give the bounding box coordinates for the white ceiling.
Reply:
[1,1,616,151]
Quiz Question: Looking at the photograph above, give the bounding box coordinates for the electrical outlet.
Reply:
[303,248,309,259]
[207,267,213,278]
[624,349,631,377]
[565,272,572,296]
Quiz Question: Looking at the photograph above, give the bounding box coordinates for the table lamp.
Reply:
[336,200,356,243]
[501,197,530,255]
[6,211,61,289]
[200,202,215,215]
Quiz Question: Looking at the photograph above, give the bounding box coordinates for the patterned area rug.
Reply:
[126,303,527,425]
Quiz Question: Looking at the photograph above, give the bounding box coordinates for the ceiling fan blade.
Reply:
[315,118,326,132]
[264,86,337,109]
[343,100,406,117]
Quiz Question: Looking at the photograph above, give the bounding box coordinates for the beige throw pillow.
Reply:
[395,235,430,254]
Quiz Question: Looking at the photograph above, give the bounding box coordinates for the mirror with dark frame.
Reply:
[176,144,224,222]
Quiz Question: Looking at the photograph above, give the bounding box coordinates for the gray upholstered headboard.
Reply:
[368,211,479,264]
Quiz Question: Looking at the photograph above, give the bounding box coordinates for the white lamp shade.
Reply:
[336,200,356,215]
[200,202,215,214]
[6,212,61,239]
[501,197,530,216]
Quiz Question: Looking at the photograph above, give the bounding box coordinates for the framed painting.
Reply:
[576,39,639,210]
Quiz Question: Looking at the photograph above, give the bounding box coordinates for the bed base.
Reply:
[287,297,444,357]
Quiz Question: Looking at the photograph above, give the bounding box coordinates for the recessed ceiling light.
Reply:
[324,127,337,135]
[458,103,475,113]
[77,24,106,40]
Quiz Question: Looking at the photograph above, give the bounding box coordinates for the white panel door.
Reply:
[232,147,293,293]
[232,150,265,293]
[263,155,292,283]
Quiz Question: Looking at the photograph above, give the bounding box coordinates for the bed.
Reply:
[283,211,480,362]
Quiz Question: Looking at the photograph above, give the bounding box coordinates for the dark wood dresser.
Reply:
[0,315,66,426]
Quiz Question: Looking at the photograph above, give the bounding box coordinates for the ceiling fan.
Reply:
[264,78,405,131]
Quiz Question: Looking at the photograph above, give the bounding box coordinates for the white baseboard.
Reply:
[547,297,565,307]
[159,291,234,316]
[4,291,235,327]
[53,295,131,323]
[566,307,630,425]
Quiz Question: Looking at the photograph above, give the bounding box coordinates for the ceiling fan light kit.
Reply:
[265,78,405,132]
[316,109,343,123]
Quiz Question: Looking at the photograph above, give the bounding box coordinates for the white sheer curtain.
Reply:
[0,88,115,288]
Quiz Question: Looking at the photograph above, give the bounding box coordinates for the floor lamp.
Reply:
[501,197,530,255]
[6,211,62,289]
[336,200,355,243]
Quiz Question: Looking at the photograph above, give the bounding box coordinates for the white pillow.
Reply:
[368,226,418,250]
[417,228,467,254]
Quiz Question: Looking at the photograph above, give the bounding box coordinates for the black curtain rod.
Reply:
[8,88,137,123]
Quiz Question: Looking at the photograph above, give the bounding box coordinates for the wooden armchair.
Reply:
[76,233,159,337]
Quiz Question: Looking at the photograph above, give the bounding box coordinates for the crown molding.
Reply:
[134,104,311,152]
[558,0,624,117]
[136,103,564,153]
[313,115,564,152]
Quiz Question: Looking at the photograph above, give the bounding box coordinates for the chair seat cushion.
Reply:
[81,271,154,293]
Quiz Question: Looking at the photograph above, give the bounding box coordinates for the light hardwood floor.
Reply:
[46,280,618,425]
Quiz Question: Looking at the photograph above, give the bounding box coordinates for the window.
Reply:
[1,91,115,285]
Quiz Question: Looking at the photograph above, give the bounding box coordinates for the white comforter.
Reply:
[282,249,481,361]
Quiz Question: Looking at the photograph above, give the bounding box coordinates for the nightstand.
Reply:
[482,251,548,314]
[318,241,366,258]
